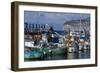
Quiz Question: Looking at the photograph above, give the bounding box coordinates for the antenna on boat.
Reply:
[79,14,82,32]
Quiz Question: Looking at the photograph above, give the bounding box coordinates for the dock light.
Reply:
[43,51,46,55]
[49,49,52,52]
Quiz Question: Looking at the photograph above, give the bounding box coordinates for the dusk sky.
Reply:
[24,11,90,30]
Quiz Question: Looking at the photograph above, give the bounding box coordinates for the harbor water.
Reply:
[24,47,90,61]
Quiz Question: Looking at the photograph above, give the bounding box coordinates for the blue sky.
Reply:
[24,11,90,30]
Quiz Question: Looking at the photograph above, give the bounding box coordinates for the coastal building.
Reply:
[63,18,90,33]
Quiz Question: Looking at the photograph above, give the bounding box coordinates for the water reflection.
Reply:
[67,49,90,59]
[24,48,90,61]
